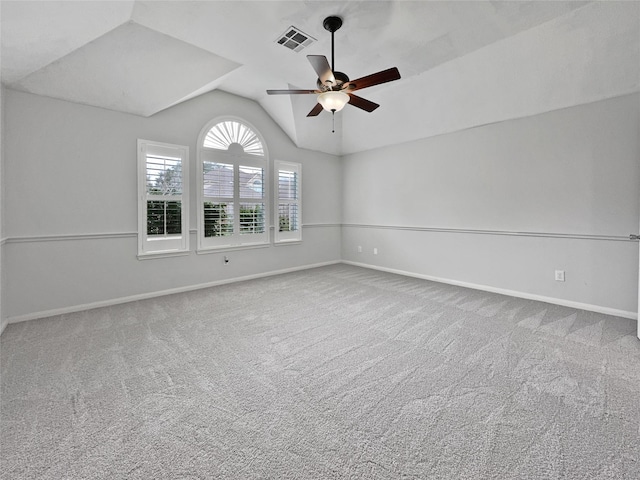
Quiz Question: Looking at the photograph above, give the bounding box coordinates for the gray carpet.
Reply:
[1,264,639,479]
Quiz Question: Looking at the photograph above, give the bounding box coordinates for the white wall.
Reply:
[3,89,639,324]
[342,94,640,317]
[0,86,5,333]
[3,89,342,321]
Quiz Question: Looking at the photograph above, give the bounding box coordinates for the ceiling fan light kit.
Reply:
[317,90,349,112]
[267,15,401,131]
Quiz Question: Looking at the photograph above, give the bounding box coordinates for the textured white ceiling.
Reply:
[2,1,638,155]
[13,22,241,117]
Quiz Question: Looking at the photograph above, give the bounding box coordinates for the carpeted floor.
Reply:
[1,264,639,479]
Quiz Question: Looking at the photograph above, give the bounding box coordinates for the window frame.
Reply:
[137,139,190,258]
[274,160,302,244]
[196,117,269,252]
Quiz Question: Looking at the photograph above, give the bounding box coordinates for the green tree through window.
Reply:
[146,162,182,236]
[204,202,233,237]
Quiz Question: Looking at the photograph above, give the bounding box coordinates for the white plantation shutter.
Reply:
[275,161,301,243]
[203,120,264,156]
[198,119,268,250]
[138,140,189,257]
[203,162,235,239]
[239,166,265,236]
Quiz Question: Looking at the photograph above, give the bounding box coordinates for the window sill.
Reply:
[137,250,190,260]
[273,240,302,246]
[196,243,270,255]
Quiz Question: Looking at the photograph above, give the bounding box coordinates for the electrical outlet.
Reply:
[373,248,378,255]
[555,270,565,282]
[357,246,362,253]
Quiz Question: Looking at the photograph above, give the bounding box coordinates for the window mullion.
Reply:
[146,194,182,201]
[234,164,240,240]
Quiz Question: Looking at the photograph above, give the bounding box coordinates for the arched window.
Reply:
[203,120,265,156]
[197,118,269,250]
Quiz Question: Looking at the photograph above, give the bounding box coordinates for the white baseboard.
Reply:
[3,259,636,332]
[4,261,341,327]
[342,260,638,321]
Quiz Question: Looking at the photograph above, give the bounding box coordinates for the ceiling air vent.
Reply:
[275,26,316,52]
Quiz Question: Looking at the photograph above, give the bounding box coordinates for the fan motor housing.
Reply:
[317,71,350,91]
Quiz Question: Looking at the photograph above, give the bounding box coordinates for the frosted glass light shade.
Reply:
[317,91,349,112]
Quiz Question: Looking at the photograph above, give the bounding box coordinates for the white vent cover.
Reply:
[275,26,316,52]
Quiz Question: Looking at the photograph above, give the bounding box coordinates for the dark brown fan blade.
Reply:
[346,67,401,91]
[307,55,336,87]
[307,103,324,117]
[347,94,379,113]
[267,89,318,95]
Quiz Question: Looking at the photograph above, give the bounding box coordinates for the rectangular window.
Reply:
[198,154,268,250]
[239,165,265,236]
[275,161,301,243]
[203,161,234,239]
[138,140,189,257]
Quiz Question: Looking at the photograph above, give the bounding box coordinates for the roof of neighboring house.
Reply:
[203,165,264,200]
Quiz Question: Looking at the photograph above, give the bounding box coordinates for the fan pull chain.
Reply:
[332,110,335,133]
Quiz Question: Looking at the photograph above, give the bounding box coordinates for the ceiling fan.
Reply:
[267,16,401,123]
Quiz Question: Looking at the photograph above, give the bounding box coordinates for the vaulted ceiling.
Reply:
[2,1,638,156]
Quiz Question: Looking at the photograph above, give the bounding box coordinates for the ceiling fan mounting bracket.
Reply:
[323,16,343,33]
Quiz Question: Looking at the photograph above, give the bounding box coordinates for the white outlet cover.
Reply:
[555,270,565,282]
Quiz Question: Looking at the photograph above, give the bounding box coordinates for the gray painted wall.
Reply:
[1,86,5,333]
[2,90,639,324]
[342,94,640,316]
[3,89,342,321]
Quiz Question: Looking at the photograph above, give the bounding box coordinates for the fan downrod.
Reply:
[323,16,342,33]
